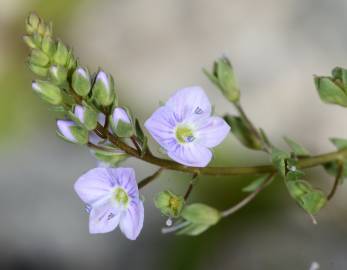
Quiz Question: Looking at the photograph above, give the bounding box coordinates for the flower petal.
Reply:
[168,143,212,167]
[165,86,211,122]
[119,199,144,240]
[144,106,178,151]
[74,168,116,205]
[107,168,138,197]
[195,116,230,147]
[89,203,121,234]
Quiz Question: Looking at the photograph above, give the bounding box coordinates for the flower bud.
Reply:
[49,65,67,85]
[181,203,221,225]
[204,57,240,103]
[23,35,36,49]
[42,36,56,57]
[53,41,69,66]
[314,76,347,107]
[29,49,49,67]
[73,105,98,130]
[25,12,40,34]
[92,70,116,106]
[154,190,184,218]
[32,80,62,105]
[72,67,91,96]
[56,120,88,144]
[28,63,48,77]
[110,107,133,137]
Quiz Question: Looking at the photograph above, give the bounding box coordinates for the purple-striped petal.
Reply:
[74,168,116,205]
[144,106,178,151]
[89,203,121,234]
[165,86,211,122]
[168,143,212,167]
[119,199,144,240]
[195,116,230,147]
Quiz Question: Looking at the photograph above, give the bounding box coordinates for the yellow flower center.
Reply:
[175,126,195,143]
[113,187,129,206]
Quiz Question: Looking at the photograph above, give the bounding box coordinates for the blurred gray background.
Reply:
[1,0,347,269]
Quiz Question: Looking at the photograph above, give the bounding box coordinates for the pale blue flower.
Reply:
[74,167,144,239]
[145,86,230,167]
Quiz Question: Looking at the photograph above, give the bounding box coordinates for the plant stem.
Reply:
[138,168,164,189]
[92,125,347,177]
[221,173,276,217]
[327,161,344,200]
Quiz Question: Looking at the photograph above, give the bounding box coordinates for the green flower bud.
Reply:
[53,41,69,66]
[66,50,77,70]
[181,203,221,225]
[29,49,49,67]
[56,120,88,145]
[28,63,48,77]
[72,67,91,96]
[23,35,36,49]
[42,36,56,57]
[314,76,347,107]
[92,70,116,106]
[26,12,40,34]
[49,65,67,85]
[73,104,98,130]
[204,57,240,103]
[32,80,62,105]
[110,107,134,138]
[154,190,184,218]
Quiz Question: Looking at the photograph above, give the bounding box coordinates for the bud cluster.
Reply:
[24,13,131,162]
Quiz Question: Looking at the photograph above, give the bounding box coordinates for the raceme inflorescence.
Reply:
[23,13,347,239]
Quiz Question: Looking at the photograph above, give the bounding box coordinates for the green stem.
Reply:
[93,124,347,177]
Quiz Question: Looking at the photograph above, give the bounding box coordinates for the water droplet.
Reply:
[166,218,173,227]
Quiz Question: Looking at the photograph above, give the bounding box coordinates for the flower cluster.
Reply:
[24,13,231,240]
[24,13,340,240]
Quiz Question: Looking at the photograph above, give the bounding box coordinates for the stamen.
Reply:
[194,107,204,114]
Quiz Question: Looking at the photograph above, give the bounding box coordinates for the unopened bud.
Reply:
[204,57,240,103]
[23,35,36,49]
[56,120,88,144]
[73,105,98,130]
[26,13,40,34]
[29,49,49,67]
[314,76,347,107]
[42,36,56,57]
[28,63,48,77]
[32,80,62,105]
[111,107,133,137]
[154,190,184,218]
[53,41,69,66]
[92,70,116,106]
[49,65,67,85]
[72,67,91,96]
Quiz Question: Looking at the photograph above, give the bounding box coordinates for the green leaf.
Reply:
[300,190,327,215]
[284,137,310,156]
[91,145,128,167]
[323,161,347,183]
[181,203,221,225]
[224,114,263,150]
[176,223,210,236]
[330,137,347,150]
[242,176,267,192]
[270,148,289,177]
[134,119,148,156]
[314,76,347,107]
